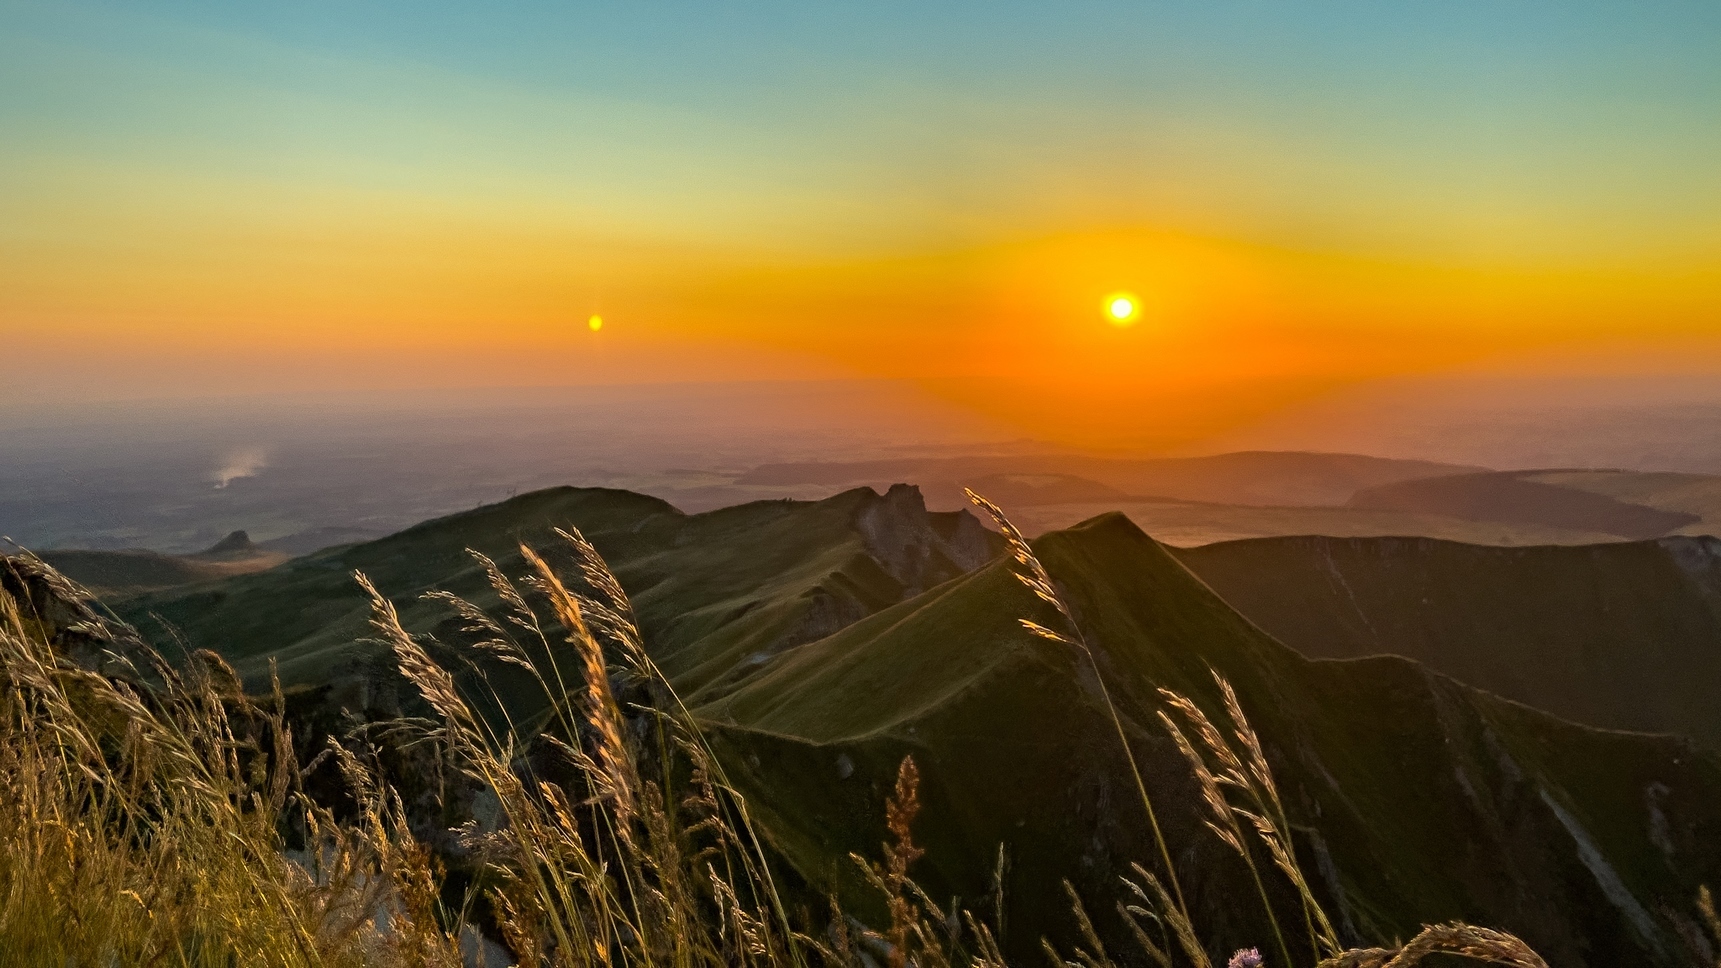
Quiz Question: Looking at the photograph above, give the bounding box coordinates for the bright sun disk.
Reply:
[1103,292,1140,326]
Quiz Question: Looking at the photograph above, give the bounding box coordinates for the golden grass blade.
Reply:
[967,488,1197,940]
[1317,921,1549,968]
[519,541,638,832]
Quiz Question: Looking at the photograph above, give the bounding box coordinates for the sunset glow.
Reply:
[2,2,1718,450]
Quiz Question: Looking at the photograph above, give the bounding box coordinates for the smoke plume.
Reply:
[212,447,268,489]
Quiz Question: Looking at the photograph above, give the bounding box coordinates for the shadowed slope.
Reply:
[1176,534,1721,747]
[697,514,1721,968]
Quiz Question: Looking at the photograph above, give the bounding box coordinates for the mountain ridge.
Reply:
[96,484,1721,965]
[693,511,1721,966]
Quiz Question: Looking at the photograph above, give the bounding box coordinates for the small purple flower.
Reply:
[1228,948,1264,968]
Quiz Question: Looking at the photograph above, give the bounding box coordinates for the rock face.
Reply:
[752,485,1002,663]
[855,483,996,596]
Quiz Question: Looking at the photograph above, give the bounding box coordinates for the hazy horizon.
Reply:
[6,1,1721,550]
[11,372,1721,553]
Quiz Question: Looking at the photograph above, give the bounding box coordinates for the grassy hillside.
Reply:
[1176,534,1721,748]
[107,486,1721,965]
[114,483,997,714]
[694,514,1721,967]
[4,514,1576,968]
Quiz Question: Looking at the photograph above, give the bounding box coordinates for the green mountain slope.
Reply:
[1176,534,1721,747]
[112,486,1721,966]
[114,483,997,712]
[695,515,1721,967]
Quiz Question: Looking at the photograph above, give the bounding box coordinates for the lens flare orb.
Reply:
[1103,292,1141,326]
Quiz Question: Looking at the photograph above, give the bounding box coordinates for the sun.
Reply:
[587,314,603,332]
[1102,292,1141,326]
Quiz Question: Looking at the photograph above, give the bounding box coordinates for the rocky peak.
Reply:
[854,483,998,597]
[197,530,259,559]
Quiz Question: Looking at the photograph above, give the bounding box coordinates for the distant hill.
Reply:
[109,485,1721,966]
[741,452,1667,544]
[737,458,1721,545]
[1348,472,1701,539]
[197,529,262,558]
[1177,534,1721,747]
[256,526,387,556]
[1524,469,1721,537]
[1007,496,1628,545]
[739,451,1482,509]
[35,527,396,596]
[41,530,289,595]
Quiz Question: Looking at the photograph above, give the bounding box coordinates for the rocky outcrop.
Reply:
[195,530,261,559]
[854,483,998,597]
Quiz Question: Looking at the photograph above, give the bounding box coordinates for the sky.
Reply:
[3,0,1720,449]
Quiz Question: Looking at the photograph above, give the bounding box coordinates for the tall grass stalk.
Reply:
[356,526,827,968]
[0,555,455,966]
[965,495,1548,968]
[964,489,1198,952]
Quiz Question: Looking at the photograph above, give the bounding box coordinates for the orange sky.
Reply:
[10,218,1718,449]
[4,3,1720,450]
